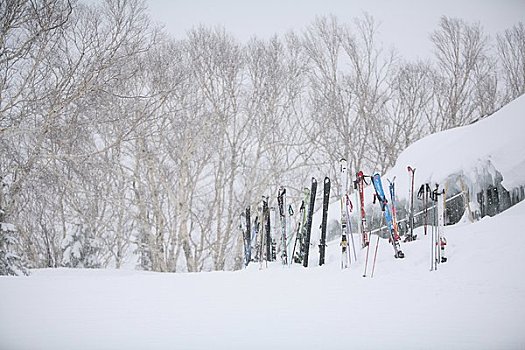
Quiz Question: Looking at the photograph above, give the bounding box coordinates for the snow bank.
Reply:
[387,94,525,197]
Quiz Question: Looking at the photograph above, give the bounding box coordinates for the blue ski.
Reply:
[372,173,405,259]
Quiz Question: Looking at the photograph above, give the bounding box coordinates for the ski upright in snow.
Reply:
[387,177,400,240]
[292,189,309,264]
[372,173,405,259]
[418,183,432,236]
[340,159,350,268]
[319,177,330,266]
[242,207,252,267]
[344,194,357,263]
[405,166,417,242]
[277,187,288,265]
[354,171,370,249]
[430,185,447,271]
[303,177,317,267]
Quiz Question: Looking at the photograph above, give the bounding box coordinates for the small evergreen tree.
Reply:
[0,220,29,276]
[61,225,101,268]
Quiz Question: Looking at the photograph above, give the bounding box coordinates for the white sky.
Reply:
[145,0,525,59]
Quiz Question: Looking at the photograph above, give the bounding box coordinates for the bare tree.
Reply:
[429,16,490,130]
[497,22,525,103]
[303,15,395,183]
[0,0,159,273]
[184,26,246,270]
[384,61,434,162]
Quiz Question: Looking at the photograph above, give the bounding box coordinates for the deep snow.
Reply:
[389,93,525,195]
[2,87,525,350]
[1,200,525,350]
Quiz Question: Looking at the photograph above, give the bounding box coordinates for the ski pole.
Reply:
[370,233,380,278]
[430,218,434,271]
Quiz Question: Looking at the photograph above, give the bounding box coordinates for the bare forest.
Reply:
[1,0,524,274]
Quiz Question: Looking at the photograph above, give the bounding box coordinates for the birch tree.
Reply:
[429,16,490,130]
[497,22,525,103]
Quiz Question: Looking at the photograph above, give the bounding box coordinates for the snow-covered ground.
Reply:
[1,199,525,349]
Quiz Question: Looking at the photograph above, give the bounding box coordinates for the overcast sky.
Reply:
[144,0,525,60]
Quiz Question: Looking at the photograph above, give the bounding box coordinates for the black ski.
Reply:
[319,177,330,266]
[243,207,251,266]
[263,197,272,262]
[303,177,317,267]
[277,187,288,265]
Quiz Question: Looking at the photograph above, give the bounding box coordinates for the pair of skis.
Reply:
[277,187,288,265]
[340,159,376,269]
[291,178,318,267]
[339,159,357,269]
[417,181,449,270]
[372,173,405,259]
[242,191,287,268]
[339,159,402,274]
[430,185,448,270]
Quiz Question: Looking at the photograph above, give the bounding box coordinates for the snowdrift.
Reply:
[389,93,525,197]
[1,201,524,349]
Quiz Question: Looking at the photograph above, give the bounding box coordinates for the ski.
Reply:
[430,185,447,271]
[387,177,400,240]
[354,171,370,249]
[277,187,288,265]
[243,207,251,267]
[253,215,260,262]
[259,196,274,267]
[292,190,309,264]
[303,177,317,267]
[418,183,432,236]
[319,177,330,266]
[340,159,350,269]
[371,173,405,259]
[344,194,357,263]
[405,166,417,242]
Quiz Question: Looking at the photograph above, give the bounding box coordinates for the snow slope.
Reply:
[1,200,525,350]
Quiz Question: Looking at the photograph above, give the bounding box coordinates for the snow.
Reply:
[0,222,16,232]
[1,199,525,349]
[385,94,525,197]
